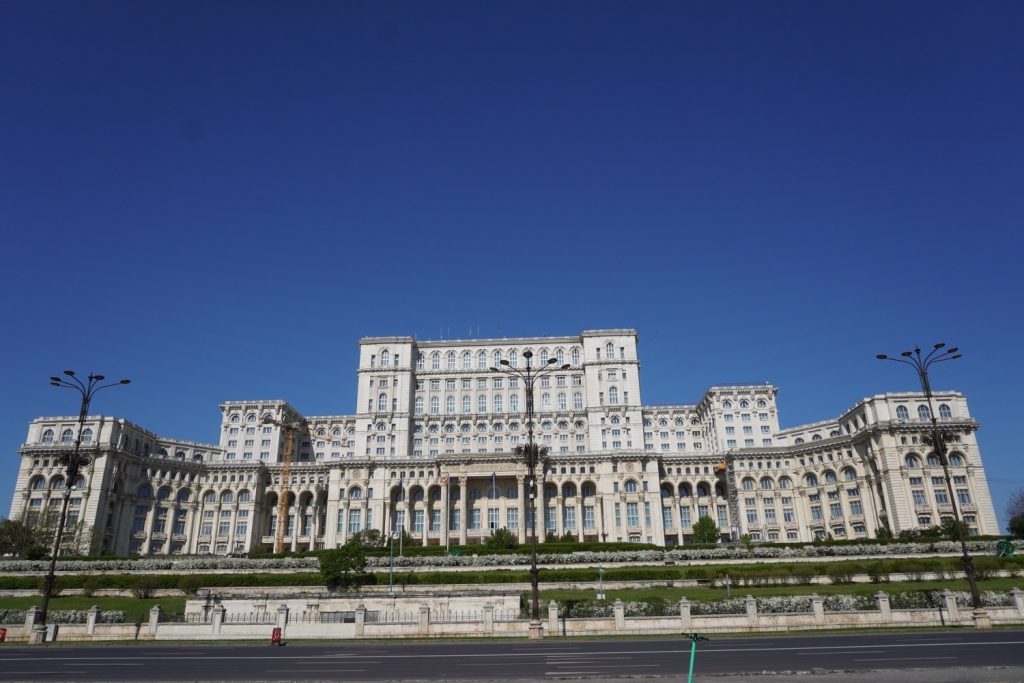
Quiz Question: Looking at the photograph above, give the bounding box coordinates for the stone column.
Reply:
[142,501,158,554]
[516,475,524,544]
[576,495,584,542]
[440,479,450,549]
[548,600,559,634]
[86,606,100,635]
[418,605,430,636]
[613,599,625,631]
[810,593,824,626]
[679,598,691,632]
[1011,588,1024,616]
[942,589,960,624]
[555,495,564,538]
[459,477,468,545]
[875,591,892,623]
[483,603,494,633]
[354,604,366,637]
[148,605,162,636]
[212,604,225,635]
[276,604,289,637]
[745,595,759,628]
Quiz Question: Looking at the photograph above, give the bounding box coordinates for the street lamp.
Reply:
[37,371,130,643]
[491,350,569,639]
[876,344,985,616]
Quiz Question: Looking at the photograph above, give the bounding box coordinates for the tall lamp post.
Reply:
[492,350,569,639]
[36,371,130,643]
[876,344,987,623]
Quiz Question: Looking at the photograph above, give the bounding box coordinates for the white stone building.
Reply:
[8,329,999,555]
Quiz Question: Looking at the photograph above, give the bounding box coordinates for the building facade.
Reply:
[8,329,999,555]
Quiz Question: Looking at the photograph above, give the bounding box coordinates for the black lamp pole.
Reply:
[876,344,982,611]
[37,371,130,641]
[492,350,569,637]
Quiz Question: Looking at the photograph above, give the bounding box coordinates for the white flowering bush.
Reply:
[0,609,126,624]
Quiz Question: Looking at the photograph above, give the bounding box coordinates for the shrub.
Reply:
[80,575,102,597]
[177,575,205,596]
[131,575,160,599]
[320,541,370,591]
[484,528,519,551]
[826,563,858,585]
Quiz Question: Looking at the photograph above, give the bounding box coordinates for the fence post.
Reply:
[810,593,824,626]
[678,597,691,632]
[548,601,559,634]
[25,607,42,644]
[613,599,625,631]
[86,606,100,636]
[212,605,225,635]
[355,604,366,637]
[148,605,162,636]
[1011,588,1024,617]
[745,595,759,629]
[942,590,960,625]
[275,605,288,637]
[418,605,430,636]
[875,591,892,623]
[483,603,494,634]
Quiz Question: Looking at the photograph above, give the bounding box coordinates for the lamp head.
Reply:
[522,350,533,359]
[934,342,946,350]
[560,363,571,370]
[63,370,75,377]
[901,351,913,358]
[546,357,556,365]
[950,354,962,360]
[50,376,62,383]
[946,347,959,355]
[876,355,887,360]
[119,379,131,384]
[499,360,510,366]
[92,374,105,381]
[489,367,499,372]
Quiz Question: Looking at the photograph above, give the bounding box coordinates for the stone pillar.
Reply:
[212,604,225,635]
[679,598,691,632]
[418,605,430,636]
[483,603,494,633]
[354,604,366,637]
[942,589,960,625]
[810,593,824,626]
[440,480,449,549]
[875,591,892,623]
[517,477,527,544]
[148,605,162,635]
[25,607,42,644]
[275,604,288,637]
[548,600,559,634]
[745,595,759,628]
[614,599,625,630]
[86,606,100,635]
[1011,588,1024,616]
[973,607,992,630]
[459,478,468,545]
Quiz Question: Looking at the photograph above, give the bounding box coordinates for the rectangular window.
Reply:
[913,490,927,506]
[449,509,461,531]
[849,500,863,515]
[488,508,499,530]
[583,506,595,529]
[545,506,556,531]
[563,506,576,530]
[337,510,345,532]
[235,522,247,536]
[698,505,709,518]
[507,508,519,530]
[765,508,777,524]
[662,507,673,529]
[470,508,481,530]
[811,506,823,521]
[626,502,639,527]
[679,507,692,528]
[957,489,971,505]
[935,489,950,505]
[413,510,424,533]
[348,509,362,533]
[746,509,758,524]
[830,503,843,518]
[783,508,794,523]
[614,503,622,528]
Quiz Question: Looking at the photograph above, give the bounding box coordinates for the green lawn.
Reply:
[0,596,186,622]
[540,576,1023,603]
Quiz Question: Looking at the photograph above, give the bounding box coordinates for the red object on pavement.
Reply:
[0,627,7,643]
[271,627,282,645]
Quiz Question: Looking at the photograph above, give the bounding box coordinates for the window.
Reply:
[896,405,910,421]
[415,397,424,415]
[918,405,931,420]
[679,506,692,528]
[571,347,580,365]
[61,429,74,443]
[81,428,93,443]
[626,502,639,527]
[446,397,456,413]
[429,397,440,414]
[939,404,952,419]
[506,508,519,530]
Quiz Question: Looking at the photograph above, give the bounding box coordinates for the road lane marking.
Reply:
[854,656,958,662]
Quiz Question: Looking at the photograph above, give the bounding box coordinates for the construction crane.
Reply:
[262,415,310,554]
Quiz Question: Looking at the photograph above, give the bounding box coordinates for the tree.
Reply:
[483,527,519,551]
[940,517,971,542]
[319,540,369,591]
[349,529,385,549]
[1008,488,1024,538]
[691,516,720,544]
[0,518,47,558]
[1009,514,1024,539]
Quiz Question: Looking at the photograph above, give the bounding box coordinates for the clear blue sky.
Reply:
[2,2,1022,526]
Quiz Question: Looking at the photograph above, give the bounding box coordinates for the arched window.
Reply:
[157,487,171,500]
[30,476,46,490]
[220,490,233,503]
[556,393,567,410]
[41,429,54,443]
[378,393,388,412]
[230,414,240,423]
[50,475,65,490]
[510,394,520,412]
[477,351,487,369]
[462,396,471,413]
[202,490,216,503]
[757,399,767,408]
[461,351,472,369]
[804,473,818,486]
[541,393,551,409]
[246,413,257,423]
[740,400,750,408]
[678,482,692,497]
[606,342,615,358]
[573,392,583,410]
[896,405,909,421]
[177,489,191,503]
[581,482,596,497]
[571,347,580,365]
[431,352,440,370]
[81,428,93,443]
[843,467,857,481]
[138,485,152,499]
[446,396,456,413]
[696,482,710,497]
[811,434,822,441]
[742,478,755,491]
[478,395,487,412]
[760,477,774,490]
[948,453,964,466]
[238,490,251,503]
[430,397,440,414]
[824,470,837,484]
[905,454,921,468]
[794,437,804,444]
[927,453,941,466]
[349,487,363,500]
[624,480,638,493]
[447,352,456,370]
[416,352,425,370]
[556,348,565,365]
[509,349,519,368]
[939,404,952,419]
[492,349,502,366]
[380,350,390,367]
[494,395,503,412]
[608,387,619,405]
[415,397,424,415]
[60,429,74,443]
[562,482,576,498]
[918,405,931,420]
[778,476,792,490]
[539,349,549,365]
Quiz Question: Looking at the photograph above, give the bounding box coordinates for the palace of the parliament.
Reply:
[8,330,999,555]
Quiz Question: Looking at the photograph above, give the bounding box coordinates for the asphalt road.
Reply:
[1,630,1023,682]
